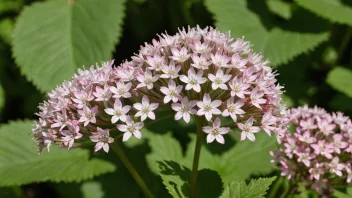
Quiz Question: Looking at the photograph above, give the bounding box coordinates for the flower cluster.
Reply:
[271,105,352,196]
[32,26,287,153]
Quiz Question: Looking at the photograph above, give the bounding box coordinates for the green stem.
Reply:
[111,142,154,198]
[189,117,205,198]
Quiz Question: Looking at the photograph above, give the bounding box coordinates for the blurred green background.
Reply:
[1,0,352,197]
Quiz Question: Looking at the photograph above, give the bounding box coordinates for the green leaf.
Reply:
[327,67,352,98]
[204,0,330,66]
[0,19,14,44]
[145,131,184,174]
[13,0,126,92]
[267,0,292,20]
[296,0,352,26]
[0,120,116,186]
[157,160,223,198]
[185,132,277,185]
[146,128,277,186]
[81,181,104,198]
[220,177,276,198]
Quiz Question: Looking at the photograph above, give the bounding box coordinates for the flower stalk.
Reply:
[111,142,154,198]
[190,117,205,198]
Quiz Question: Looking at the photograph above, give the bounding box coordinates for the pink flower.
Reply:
[229,77,250,99]
[250,88,266,109]
[146,54,166,71]
[238,117,261,142]
[222,97,245,122]
[133,96,159,121]
[117,116,144,141]
[196,94,222,121]
[191,54,211,70]
[311,140,334,159]
[202,118,230,144]
[332,134,348,154]
[110,81,132,98]
[61,124,82,149]
[160,79,183,103]
[136,69,159,89]
[179,67,207,92]
[170,47,191,62]
[89,127,114,152]
[160,61,181,79]
[78,106,99,126]
[171,97,197,123]
[208,69,232,90]
[104,99,131,123]
[329,157,345,176]
[93,84,112,101]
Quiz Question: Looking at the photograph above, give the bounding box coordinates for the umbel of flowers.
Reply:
[32,26,287,153]
[271,105,352,196]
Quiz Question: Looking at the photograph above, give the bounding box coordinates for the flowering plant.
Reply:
[271,105,352,197]
[32,26,287,197]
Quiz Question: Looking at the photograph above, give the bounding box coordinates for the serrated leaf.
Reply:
[267,0,292,20]
[327,67,352,98]
[205,0,330,66]
[13,0,125,92]
[296,0,352,26]
[146,128,277,186]
[145,131,184,174]
[185,132,277,185]
[157,160,223,198]
[220,177,276,198]
[0,120,116,186]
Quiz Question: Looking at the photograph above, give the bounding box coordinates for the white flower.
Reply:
[170,47,191,62]
[171,96,197,123]
[237,117,261,142]
[117,116,144,141]
[250,88,266,109]
[89,127,114,152]
[229,77,250,98]
[179,67,207,92]
[196,93,222,121]
[133,96,159,121]
[222,97,245,122]
[160,79,183,103]
[146,54,166,71]
[77,106,98,126]
[203,118,230,144]
[191,54,211,70]
[110,81,132,98]
[136,69,159,89]
[104,99,131,123]
[208,69,232,90]
[160,61,181,79]
[93,84,112,101]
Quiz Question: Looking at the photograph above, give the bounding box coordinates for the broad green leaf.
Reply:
[267,0,291,20]
[0,120,116,186]
[0,19,14,44]
[220,177,276,198]
[145,131,184,174]
[146,128,277,186]
[81,181,104,198]
[327,67,352,98]
[296,0,352,26]
[185,132,277,185]
[0,0,22,13]
[205,0,330,66]
[157,160,223,198]
[334,187,352,198]
[13,0,126,92]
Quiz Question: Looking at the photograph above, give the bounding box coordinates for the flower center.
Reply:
[204,104,212,112]
[99,135,109,142]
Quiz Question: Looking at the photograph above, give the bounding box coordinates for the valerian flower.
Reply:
[271,105,352,197]
[32,26,287,153]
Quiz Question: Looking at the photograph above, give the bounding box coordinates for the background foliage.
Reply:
[1,0,352,197]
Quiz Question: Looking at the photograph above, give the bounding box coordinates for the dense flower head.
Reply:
[271,105,352,196]
[32,26,287,153]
